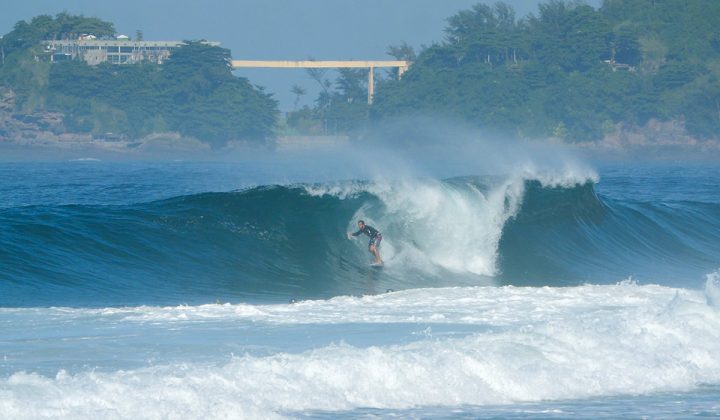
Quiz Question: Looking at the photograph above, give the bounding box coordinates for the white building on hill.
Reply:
[42,38,220,65]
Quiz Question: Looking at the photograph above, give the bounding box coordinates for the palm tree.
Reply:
[291,84,306,110]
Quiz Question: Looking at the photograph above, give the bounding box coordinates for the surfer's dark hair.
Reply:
[358,220,365,224]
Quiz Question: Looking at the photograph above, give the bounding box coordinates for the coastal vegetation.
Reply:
[0,14,277,146]
[1,1,719,146]
[288,0,720,142]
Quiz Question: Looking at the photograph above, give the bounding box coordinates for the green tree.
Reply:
[371,0,720,141]
[386,42,416,61]
[44,40,277,144]
[291,84,306,110]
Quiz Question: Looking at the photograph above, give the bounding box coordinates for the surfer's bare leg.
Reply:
[369,245,382,264]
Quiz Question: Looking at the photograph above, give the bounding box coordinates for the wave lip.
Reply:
[2,170,720,306]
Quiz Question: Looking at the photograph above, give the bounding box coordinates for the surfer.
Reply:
[347,220,383,266]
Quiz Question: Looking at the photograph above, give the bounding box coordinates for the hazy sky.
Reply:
[2,0,600,110]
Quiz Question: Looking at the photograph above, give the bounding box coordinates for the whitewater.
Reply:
[1,157,720,419]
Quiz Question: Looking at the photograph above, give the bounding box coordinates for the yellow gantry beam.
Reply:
[230,60,410,69]
[230,60,411,104]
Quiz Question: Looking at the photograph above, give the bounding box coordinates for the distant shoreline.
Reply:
[2,130,719,162]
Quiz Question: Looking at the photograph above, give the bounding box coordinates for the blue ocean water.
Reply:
[1,158,719,418]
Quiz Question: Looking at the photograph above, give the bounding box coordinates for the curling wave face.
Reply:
[1,171,720,307]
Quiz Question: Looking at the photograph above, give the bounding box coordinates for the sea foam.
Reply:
[2,282,719,419]
[303,163,597,277]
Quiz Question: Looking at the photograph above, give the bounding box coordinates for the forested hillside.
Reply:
[290,0,720,142]
[0,14,278,146]
[3,2,719,146]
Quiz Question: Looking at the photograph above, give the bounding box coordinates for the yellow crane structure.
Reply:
[230,60,411,104]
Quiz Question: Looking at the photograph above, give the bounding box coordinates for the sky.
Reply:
[2,0,600,111]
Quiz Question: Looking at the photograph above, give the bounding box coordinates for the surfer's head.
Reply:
[357,220,365,228]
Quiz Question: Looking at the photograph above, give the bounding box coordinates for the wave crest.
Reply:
[1,171,718,306]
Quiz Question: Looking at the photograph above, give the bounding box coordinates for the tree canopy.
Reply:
[369,0,720,141]
[1,15,278,146]
[4,4,720,144]
[1,13,115,55]
[287,0,720,141]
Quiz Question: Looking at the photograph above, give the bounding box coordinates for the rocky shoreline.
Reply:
[2,88,718,160]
